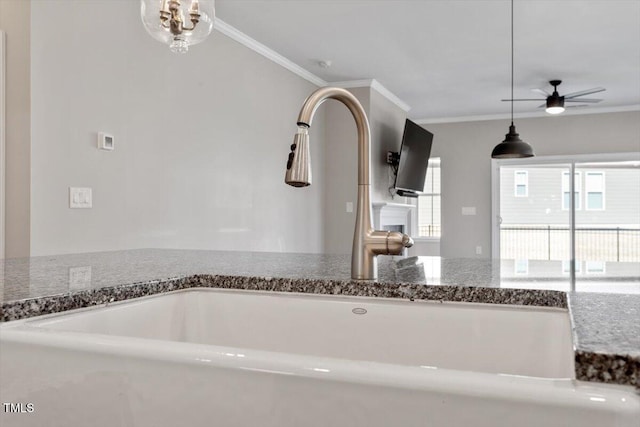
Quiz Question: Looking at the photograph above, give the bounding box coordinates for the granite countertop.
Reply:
[1,248,639,387]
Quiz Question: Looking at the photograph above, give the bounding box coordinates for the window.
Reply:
[514,171,528,197]
[514,259,529,275]
[562,260,582,274]
[417,158,441,237]
[562,171,581,210]
[586,260,606,274]
[585,172,605,210]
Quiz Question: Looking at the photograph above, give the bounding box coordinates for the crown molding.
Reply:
[213,18,327,87]
[211,19,635,125]
[415,104,640,125]
[330,79,411,112]
[212,20,413,113]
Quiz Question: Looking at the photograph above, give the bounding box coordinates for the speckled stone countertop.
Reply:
[1,249,639,387]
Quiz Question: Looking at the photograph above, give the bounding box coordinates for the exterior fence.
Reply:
[500,226,640,262]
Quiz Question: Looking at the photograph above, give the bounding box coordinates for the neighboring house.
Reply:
[499,167,640,262]
[501,167,640,226]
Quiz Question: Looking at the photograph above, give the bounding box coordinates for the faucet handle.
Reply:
[375,231,413,255]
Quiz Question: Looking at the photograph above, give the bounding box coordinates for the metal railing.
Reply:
[418,225,441,237]
[500,226,640,262]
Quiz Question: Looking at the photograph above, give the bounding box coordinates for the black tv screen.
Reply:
[394,119,433,197]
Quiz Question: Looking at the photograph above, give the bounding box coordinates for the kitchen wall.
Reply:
[0,0,31,258]
[322,84,411,254]
[369,88,410,203]
[28,0,325,256]
[428,111,640,259]
[6,1,638,260]
[322,87,369,254]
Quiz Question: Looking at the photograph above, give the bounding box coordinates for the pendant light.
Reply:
[491,0,534,159]
[140,0,215,53]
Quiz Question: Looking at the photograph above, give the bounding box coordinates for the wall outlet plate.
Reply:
[98,132,114,151]
[462,207,476,216]
[69,187,92,208]
[346,202,354,213]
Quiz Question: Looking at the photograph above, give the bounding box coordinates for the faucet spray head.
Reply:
[285,125,311,187]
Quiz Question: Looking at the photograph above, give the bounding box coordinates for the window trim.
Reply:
[585,171,606,211]
[514,170,528,197]
[562,171,582,211]
[416,158,441,239]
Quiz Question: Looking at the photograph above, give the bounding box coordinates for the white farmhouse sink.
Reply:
[21,289,574,377]
[1,289,638,427]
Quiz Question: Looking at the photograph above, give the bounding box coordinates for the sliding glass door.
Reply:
[492,154,640,291]
[574,160,640,292]
[496,163,572,290]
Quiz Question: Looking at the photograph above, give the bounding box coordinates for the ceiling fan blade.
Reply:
[536,104,588,110]
[564,98,602,103]
[501,98,546,102]
[564,87,606,99]
[532,88,551,97]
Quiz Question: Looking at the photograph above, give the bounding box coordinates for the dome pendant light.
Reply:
[492,0,534,159]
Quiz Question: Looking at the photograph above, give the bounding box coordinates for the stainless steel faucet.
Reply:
[285,87,414,280]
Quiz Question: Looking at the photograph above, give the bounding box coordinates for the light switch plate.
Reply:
[346,202,354,213]
[69,187,92,208]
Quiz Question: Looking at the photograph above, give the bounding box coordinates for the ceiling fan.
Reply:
[502,80,606,115]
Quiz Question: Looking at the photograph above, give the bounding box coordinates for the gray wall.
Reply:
[0,0,31,258]
[322,85,410,254]
[29,0,325,256]
[369,89,410,203]
[322,87,368,254]
[428,111,640,258]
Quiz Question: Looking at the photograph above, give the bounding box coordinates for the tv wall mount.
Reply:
[386,151,418,198]
[386,151,400,168]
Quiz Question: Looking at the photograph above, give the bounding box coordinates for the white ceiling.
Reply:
[216,0,640,121]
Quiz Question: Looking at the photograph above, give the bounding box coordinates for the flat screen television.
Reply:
[393,119,434,197]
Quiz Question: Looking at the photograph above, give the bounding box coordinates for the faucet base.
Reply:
[351,255,378,281]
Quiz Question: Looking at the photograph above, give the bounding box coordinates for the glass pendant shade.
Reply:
[491,124,534,158]
[141,0,215,53]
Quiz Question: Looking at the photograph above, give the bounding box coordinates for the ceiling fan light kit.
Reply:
[546,98,565,114]
[492,0,534,159]
[503,79,605,115]
[545,80,565,114]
